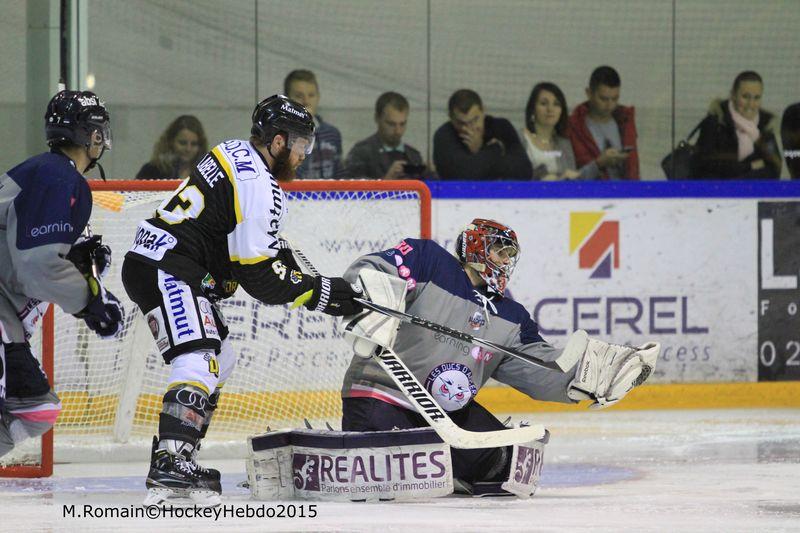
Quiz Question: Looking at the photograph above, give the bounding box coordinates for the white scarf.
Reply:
[728,100,760,161]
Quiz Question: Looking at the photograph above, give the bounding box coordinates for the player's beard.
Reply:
[271,147,296,182]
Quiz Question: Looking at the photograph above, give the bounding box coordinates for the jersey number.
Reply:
[157,180,206,225]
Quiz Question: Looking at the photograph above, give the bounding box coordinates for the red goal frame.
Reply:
[0,179,430,478]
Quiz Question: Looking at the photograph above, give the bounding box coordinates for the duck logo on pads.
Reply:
[569,212,620,279]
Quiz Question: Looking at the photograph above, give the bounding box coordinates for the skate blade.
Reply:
[189,489,221,508]
[143,487,178,506]
[143,487,220,508]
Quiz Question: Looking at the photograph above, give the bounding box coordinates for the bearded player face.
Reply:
[272,135,310,182]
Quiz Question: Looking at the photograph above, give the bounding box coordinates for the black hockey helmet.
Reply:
[45,90,112,150]
[251,94,315,155]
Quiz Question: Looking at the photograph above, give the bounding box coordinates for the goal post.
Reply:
[0,179,430,477]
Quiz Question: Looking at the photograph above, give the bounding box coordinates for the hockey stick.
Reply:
[375,347,545,448]
[355,298,570,372]
[290,245,569,372]
[288,243,547,448]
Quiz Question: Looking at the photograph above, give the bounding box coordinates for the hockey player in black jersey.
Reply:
[0,90,123,460]
[122,94,363,506]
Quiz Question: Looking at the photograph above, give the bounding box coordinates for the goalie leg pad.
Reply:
[343,269,407,358]
[567,333,660,409]
[248,428,453,502]
[500,431,549,498]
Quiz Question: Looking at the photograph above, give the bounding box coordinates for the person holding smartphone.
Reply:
[567,66,640,180]
[344,92,428,180]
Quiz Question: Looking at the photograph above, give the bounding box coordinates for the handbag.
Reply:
[661,122,702,180]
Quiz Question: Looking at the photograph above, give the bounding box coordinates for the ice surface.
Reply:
[2,409,799,532]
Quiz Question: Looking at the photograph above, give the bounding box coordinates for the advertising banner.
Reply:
[435,198,757,383]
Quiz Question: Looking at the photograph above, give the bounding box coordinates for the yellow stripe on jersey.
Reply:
[212,146,242,224]
[229,254,269,265]
[166,380,211,396]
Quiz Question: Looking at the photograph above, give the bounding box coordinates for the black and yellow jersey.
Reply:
[125,139,313,305]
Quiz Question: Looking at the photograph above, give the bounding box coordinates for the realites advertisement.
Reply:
[436,199,759,383]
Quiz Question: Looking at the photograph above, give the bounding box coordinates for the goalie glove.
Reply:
[74,276,124,338]
[66,234,112,280]
[342,269,407,358]
[566,331,659,409]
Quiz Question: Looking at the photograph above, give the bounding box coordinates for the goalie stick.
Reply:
[289,245,570,372]
[375,347,545,448]
[288,243,547,448]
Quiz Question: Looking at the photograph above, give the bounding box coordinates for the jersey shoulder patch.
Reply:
[211,139,264,183]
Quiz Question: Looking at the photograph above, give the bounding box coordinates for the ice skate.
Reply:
[143,437,221,507]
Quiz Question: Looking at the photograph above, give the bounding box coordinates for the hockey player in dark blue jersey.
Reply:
[0,90,123,460]
[341,218,659,496]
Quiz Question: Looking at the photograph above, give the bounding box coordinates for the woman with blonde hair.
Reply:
[136,115,208,180]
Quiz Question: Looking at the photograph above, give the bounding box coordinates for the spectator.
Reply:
[433,89,532,180]
[568,66,639,180]
[781,102,800,179]
[521,82,590,180]
[344,92,426,180]
[694,71,781,179]
[284,69,342,179]
[136,115,208,180]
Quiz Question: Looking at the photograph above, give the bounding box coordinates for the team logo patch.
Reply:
[293,453,320,491]
[145,308,170,353]
[395,240,414,256]
[470,346,494,363]
[406,278,416,291]
[468,310,485,330]
[394,254,404,267]
[398,266,411,278]
[198,297,219,339]
[425,362,478,412]
[290,270,303,284]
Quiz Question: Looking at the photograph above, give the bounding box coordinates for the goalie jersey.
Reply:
[341,239,574,412]
[125,139,315,305]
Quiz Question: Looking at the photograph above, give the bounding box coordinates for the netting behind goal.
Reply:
[0,179,430,476]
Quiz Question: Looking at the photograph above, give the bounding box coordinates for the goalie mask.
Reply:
[45,90,112,153]
[251,94,316,156]
[456,218,520,295]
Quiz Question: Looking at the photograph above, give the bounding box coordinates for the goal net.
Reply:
[0,179,430,476]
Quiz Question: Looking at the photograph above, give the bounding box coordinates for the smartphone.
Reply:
[402,163,426,175]
[621,146,636,153]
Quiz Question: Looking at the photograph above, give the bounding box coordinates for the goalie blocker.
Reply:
[246,427,548,501]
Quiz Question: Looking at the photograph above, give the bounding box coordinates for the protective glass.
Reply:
[286,130,315,156]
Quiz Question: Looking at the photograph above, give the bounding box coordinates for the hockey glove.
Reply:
[303,276,364,316]
[66,234,112,280]
[74,276,124,338]
[566,332,659,409]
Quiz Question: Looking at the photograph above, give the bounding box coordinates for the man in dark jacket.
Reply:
[780,102,800,179]
[344,92,426,180]
[433,89,532,180]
